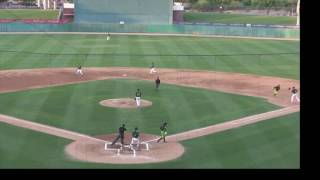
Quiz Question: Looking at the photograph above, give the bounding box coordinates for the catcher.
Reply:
[130,127,140,150]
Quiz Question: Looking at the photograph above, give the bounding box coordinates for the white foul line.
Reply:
[0,106,299,145]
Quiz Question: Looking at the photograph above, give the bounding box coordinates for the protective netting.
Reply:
[74,0,173,24]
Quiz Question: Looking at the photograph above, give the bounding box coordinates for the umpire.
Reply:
[111,124,127,146]
[155,76,160,89]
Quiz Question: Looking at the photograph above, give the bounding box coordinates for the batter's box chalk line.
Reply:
[105,142,150,157]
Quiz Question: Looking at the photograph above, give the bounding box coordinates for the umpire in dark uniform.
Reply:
[111,124,127,146]
[155,76,160,89]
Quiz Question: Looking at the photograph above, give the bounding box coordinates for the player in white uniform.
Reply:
[106,32,110,41]
[149,62,157,74]
[290,86,300,103]
[135,89,142,107]
[76,66,83,76]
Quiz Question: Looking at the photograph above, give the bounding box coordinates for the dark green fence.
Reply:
[0,22,299,39]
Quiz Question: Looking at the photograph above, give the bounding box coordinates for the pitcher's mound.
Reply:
[99,98,152,109]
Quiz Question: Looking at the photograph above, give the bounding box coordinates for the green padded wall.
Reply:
[74,0,173,24]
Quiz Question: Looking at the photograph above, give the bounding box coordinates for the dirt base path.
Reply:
[0,67,299,107]
[0,67,300,164]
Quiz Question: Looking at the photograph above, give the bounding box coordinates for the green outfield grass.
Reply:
[0,79,279,135]
[0,35,299,79]
[0,9,59,19]
[183,12,297,25]
[0,112,299,168]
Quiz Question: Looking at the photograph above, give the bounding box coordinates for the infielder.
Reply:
[130,127,140,150]
[149,62,157,74]
[290,86,300,103]
[75,66,83,76]
[155,76,160,90]
[111,124,127,146]
[157,122,168,143]
[273,84,280,96]
[135,89,142,107]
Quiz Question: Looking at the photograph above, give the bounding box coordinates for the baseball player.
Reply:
[157,122,168,143]
[75,66,83,76]
[273,84,280,96]
[135,89,142,107]
[149,62,157,74]
[111,124,127,146]
[155,76,160,90]
[130,127,140,150]
[290,86,300,103]
[106,32,110,41]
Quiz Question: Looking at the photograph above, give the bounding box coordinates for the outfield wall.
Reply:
[0,22,299,39]
[74,0,173,24]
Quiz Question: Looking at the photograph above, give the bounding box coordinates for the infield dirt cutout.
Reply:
[65,133,184,164]
[99,98,152,109]
[0,67,300,164]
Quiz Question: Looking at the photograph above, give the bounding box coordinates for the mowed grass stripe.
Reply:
[153,37,179,69]
[129,35,146,67]
[11,37,52,69]
[115,36,131,67]
[23,37,70,68]
[139,36,162,68]
[109,35,122,67]
[192,38,218,68]
[0,35,36,68]
[57,83,93,134]
[222,42,256,74]
[64,34,91,67]
[96,34,120,67]
[0,122,72,168]
[239,40,295,77]
[82,35,100,67]
[172,37,203,69]
[0,35,299,79]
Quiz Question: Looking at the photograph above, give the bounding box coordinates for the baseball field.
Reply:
[0,34,300,168]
